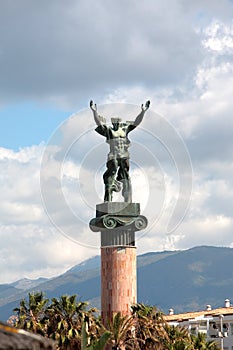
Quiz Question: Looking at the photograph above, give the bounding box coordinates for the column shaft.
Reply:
[101,246,137,326]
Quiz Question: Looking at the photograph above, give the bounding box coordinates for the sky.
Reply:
[1,0,233,283]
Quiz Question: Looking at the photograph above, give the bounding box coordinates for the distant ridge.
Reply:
[10,278,48,290]
[67,255,100,273]
[0,246,233,321]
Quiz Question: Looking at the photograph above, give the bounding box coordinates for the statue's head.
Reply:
[111,117,121,130]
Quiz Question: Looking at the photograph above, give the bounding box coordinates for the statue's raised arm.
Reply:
[90,100,103,126]
[133,100,150,127]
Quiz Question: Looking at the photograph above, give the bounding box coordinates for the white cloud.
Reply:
[174,214,233,249]
[203,20,233,52]
[0,224,96,283]
[0,145,98,283]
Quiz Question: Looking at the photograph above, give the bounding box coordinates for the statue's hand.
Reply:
[141,100,150,111]
[90,100,97,111]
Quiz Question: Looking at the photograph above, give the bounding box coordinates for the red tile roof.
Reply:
[164,307,233,322]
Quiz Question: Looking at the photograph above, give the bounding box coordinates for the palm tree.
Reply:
[14,294,215,350]
[131,303,166,349]
[191,332,219,350]
[107,312,137,349]
[13,292,49,335]
[45,294,88,349]
[81,319,111,350]
[12,293,102,350]
[162,325,194,350]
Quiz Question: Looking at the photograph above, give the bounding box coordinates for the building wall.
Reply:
[168,313,233,349]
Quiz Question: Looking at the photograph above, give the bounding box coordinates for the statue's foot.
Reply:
[104,190,112,202]
[123,196,132,203]
[112,179,122,192]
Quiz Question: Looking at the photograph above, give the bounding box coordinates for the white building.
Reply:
[164,299,233,350]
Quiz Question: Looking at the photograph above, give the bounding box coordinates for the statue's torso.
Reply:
[96,123,135,161]
[107,126,129,159]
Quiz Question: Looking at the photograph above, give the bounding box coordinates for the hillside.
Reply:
[0,246,233,321]
[137,245,233,313]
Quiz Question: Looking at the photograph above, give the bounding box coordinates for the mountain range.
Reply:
[1,246,233,321]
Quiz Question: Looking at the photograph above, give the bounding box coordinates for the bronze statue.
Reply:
[90,100,150,202]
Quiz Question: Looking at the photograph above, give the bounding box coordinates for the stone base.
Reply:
[96,202,140,217]
[89,202,147,237]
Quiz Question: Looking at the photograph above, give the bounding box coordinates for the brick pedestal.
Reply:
[101,246,136,326]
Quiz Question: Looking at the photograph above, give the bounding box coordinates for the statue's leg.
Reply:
[117,158,132,203]
[103,159,117,202]
[121,178,132,203]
